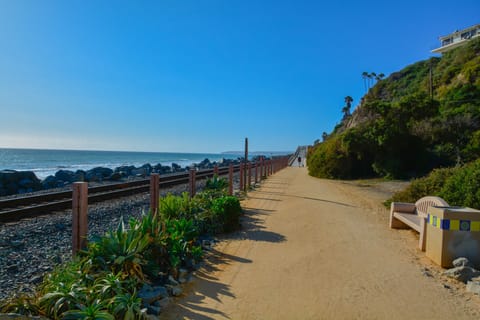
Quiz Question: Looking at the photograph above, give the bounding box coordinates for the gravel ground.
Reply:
[0,173,244,303]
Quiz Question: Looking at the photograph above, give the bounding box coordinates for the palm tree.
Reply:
[322,132,328,141]
[362,72,368,92]
[376,73,385,81]
[342,96,353,119]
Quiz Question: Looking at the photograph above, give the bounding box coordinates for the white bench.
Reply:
[389,196,449,251]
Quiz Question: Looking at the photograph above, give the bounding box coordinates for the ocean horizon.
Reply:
[0,148,241,180]
[0,148,290,180]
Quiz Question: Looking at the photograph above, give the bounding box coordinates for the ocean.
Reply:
[0,148,241,179]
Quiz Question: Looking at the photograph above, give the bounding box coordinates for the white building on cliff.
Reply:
[431,23,480,54]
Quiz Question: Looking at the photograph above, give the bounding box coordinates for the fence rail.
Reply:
[0,156,290,224]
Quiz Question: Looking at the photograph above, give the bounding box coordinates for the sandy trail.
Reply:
[161,167,480,319]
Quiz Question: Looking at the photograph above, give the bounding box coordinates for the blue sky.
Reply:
[0,0,478,153]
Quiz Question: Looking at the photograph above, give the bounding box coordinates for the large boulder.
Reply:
[86,167,113,182]
[0,170,42,195]
[114,165,136,177]
[198,158,211,169]
[153,164,171,174]
[171,163,182,172]
[55,170,76,183]
[141,163,153,175]
[74,170,86,182]
[42,175,59,189]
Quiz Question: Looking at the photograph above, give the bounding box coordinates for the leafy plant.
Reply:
[84,218,150,280]
[62,300,114,320]
[0,295,40,317]
[210,196,242,233]
[112,291,145,320]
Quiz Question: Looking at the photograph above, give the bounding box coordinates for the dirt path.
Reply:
[161,167,480,319]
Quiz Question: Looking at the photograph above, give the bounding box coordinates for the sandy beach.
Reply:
[160,167,480,319]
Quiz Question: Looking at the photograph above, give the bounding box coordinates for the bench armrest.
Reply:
[390,202,416,214]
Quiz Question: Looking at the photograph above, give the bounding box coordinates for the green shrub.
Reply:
[205,175,228,192]
[386,167,458,205]
[210,196,242,233]
[387,159,480,209]
[439,159,480,208]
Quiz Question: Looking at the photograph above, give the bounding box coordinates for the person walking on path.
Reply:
[297,156,302,167]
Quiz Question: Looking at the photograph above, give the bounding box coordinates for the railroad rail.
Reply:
[0,165,240,223]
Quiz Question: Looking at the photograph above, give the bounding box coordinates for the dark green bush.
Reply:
[386,167,458,206]
[387,159,480,209]
[211,196,242,233]
[439,160,480,208]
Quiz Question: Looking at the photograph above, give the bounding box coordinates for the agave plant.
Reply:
[38,282,88,319]
[205,175,228,192]
[112,291,145,320]
[85,218,150,280]
[0,295,41,317]
[93,272,128,299]
[62,300,114,320]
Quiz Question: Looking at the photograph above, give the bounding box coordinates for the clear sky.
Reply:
[0,0,478,153]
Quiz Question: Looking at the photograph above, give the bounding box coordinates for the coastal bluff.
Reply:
[0,157,244,197]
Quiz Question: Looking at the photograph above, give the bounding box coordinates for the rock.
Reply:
[141,163,153,175]
[466,279,480,295]
[452,257,473,268]
[114,165,136,177]
[131,167,148,177]
[157,297,170,308]
[171,286,183,297]
[6,265,18,273]
[421,268,433,277]
[30,275,43,285]
[443,266,480,283]
[168,275,179,286]
[41,175,58,189]
[109,172,123,181]
[0,170,42,195]
[171,163,182,172]
[147,305,162,316]
[138,284,169,304]
[74,170,86,181]
[198,158,211,169]
[86,167,113,182]
[178,268,188,279]
[153,164,171,174]
[54,170,76,183]
[10,240,24,248]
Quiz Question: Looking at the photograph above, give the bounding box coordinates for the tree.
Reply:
[342,96,353,120]
[322,132,328,141]
[362,71,369,92]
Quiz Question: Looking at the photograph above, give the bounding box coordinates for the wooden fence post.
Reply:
[239,163,244,191]
[150,174,159,215]
[261,158,264,178]
[189,169,196,198]
[255,161,258,183]
[248,162,252,188]
[213,165,219,176]
[72,182,88,256]
[228,164,234,196]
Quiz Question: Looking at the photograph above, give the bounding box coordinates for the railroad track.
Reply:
[0,165,239,223]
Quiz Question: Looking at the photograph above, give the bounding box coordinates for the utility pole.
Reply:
[244,137,248,193]
[429,58,434,100]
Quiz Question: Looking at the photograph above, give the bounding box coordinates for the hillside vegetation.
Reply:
[308,38,480,179]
